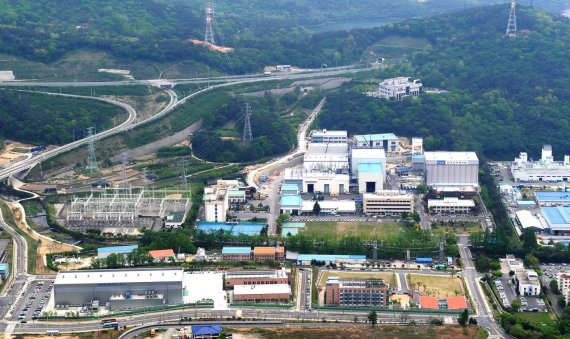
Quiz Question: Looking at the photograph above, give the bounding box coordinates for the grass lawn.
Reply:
[515,312,556,326]
[408,274,465,298]
[302,221,403,239]
[431,221,483,235]
[318,270,397,289]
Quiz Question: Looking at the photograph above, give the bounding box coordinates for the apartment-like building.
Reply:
[325,277,389,307]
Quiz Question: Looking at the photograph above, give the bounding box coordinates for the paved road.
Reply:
[458,235,508,338]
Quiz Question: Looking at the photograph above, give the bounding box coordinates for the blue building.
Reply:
[190,324,222,338]
[534,191,570,207]
[0,263,9,280]
[354,133,399,151]
[295,254,366,265]
[97,245,138,259]
[541,206,570,233]
[280,195,302,215]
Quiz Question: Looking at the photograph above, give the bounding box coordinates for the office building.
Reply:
[373,77,423,100]
[424,152,479,191]
[353,133,399,151]
[225,269,290,288]
[363,191,414,215]
[232,284,291,303]
[325,277,389,307]
[53,268,184,311]
[203,180,249,222]
[97,245,138,260]
[253,247,285,262]
[428,198,475,214]
[309,130,347,144]
[514,270,541,296]
[511,145,570,182]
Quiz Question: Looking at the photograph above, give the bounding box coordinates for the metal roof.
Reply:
[222,247,251,254]
[424,151,478,162]
[297,254,366,262]
[54,268,184,285]
[281,195,302,207]
[535,191,570,202]
[354,133,398,142]
[97,245,138,254]
[233,284,291,295]
[191,325,222,335]
[358,163,382,173]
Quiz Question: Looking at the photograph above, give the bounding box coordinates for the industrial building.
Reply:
[353,134,399,152]
[222,247,252,261]
[428,198,475,214]
[309,130,347,144]
[303,143,349,172]
[0,263,9,280]
[53,268,184,311]
[373,77,423,100]
[300,199,356,215]
[294,254,366,266]
[97,245,138,260]
[204,180,248,222]
[232,284,291,303]
[515,210,544,232]
[534,191,570,207]
[357,163,384,193]
[363,191,414,215]
[221,246,284,262]
[165,211,186,228]
[424,152,479,191]
[411,138,424,155]
[280,195,302,215]
[506,255,524,272]
[513,270,541,296]
[511,145,570,182]
[350,148,386,179]
[540,206,570,233]
[301,170,350,196]
[225,269,290,288]
[325,277,389,307]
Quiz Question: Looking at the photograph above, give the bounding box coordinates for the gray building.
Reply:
[54,268,184,311]
[424,152,479,191]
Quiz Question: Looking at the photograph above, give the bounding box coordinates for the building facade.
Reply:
[96,245,139,260]
[376,77,422,100]
[424,152,479,191]
[514,270,541,296]
[353,134,399,151]
[511,146,570,182]
[222,247,252,261]
[325,277,389,307]
[351,148,386,179]
[358,163,384,193]
[232,284,291,303]
[558,271,570,304]
[428,197,475,214]
[363,191,414,215]
[225,269,290,289]
[309,130,347,144]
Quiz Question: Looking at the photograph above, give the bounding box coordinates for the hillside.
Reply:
[315,4,570,160]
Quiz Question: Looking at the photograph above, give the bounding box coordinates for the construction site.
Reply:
[62,186,191,235]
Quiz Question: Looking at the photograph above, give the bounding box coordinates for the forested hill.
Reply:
[316,5,570,160]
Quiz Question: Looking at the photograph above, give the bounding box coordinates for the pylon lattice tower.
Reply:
[204,1,216,45]
[242,103,253,144]
[506,0,517,37]
[178,158,189,191]
[85,127,98,174]
[120,150,129,188]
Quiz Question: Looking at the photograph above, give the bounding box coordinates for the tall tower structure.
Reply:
[204,1,216,45]
[178,158,189,191]
[120,150,129,188]
[85,127,98,174]
[242,103,253,144]
[506,0,517,37]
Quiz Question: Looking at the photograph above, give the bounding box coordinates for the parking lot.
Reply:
[493,277,546,312]
[13,279,53,322]
[541,263,567,284]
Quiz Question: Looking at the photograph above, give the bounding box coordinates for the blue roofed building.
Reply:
[197,222,265,236]
[534,191,570,207]
[0,263,9,280]
[281,184,300,196]
[358,163,384,193]
[541,206,570,233]
[222,247,252,261]
[296,254,367,265]
[354,133,399,151]
[190,324,222,338]
[280,195,302,215]
[97,245,138,259]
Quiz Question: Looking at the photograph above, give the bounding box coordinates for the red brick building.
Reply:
[232,284,291,303]
[225,269,291,289]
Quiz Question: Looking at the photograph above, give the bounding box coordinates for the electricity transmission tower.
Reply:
[506,0,517,37]
[178,158,189,191]
[242,103,253,144]
[120,150,129,188]
[204,1,216,45]
[85,127,98,174]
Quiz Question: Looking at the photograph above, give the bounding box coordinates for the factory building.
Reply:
[225,269,290,288]
[534,191,570,207]
[374,77,423,100]
[97,245,138,260]
[358,163,384,193]
[301,200,356,215]
[411,138,424,155]
[280,195,302,215]
[294,254,366,266]
[363,191,414,215]
[304,142,349,172]
[53,268,184,311]
[350,148,386,179]
[511,145,570,182]
[353,133,399,152]
[325,277,389,307]
[302,171,350,196]
[428,198,475,214]
[309,130,347,144]
[232,284,291,303]
[540,206,570,234]
[515,210,544,232]
[222,247,252,261]
[424,152,479,192]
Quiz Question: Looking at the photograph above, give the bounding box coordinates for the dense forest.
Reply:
[0,90,126,145]
[316,5,570,160]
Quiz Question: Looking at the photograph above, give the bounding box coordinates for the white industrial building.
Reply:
[511,145,570,182]
[353,134,399,151]
[304,143,349,172]
[374,77,423,100]
[514,270,541,296]
[424,152,479,191]
[515,210,544,232]
[428,197,475,214]
[301,200,356,215]
[302,171,350,196]
[357,163,384,193]
[363,191,414,215]
[505,255,524,272]
[204,180,247,222]
[351,148,386,179]
[411,138,424,155]
[309,130,347,144]
[53,268,184,311]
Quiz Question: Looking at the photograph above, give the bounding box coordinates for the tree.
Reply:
[550,280,560,295]
[313,201,321,216]
[523,253,539,269]
[368,311,378,327]
[521,229,538,250]
[416,184,428,194]
[558,296,567,309]
[457,309,469,326]
[511,299,521,312]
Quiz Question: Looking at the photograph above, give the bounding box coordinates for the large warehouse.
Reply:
[541,206,570,234]
[53,268,184,311]
[424,152,479,191]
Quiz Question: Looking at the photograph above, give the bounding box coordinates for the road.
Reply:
[458,235,509,338]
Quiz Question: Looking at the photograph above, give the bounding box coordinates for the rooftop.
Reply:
[54,268,184,285]
[197,222,265,236]
[191,325,222,336]
[233,284,291,295]
[149,249,175,258]
[222,247,251,254]
[281,195,302,207]
[281,184,299,192]
[515,210,543,230]
[254,247,277,255]
[358,163,382,174]
[535,191,570,202]
[351,148,386,159]
[310,130,347,138]
[354,133,398,143]
[166,212,185,223]
[227,190,246,197]
[541,206,570,227]
[516,270,540,285]
[297,254,366,262]
[446,297,468,310]
[428,197,475,207]
[419,296,439,309]
[424,151,478,162]
[97,245,138,254]
[301,200,356,213]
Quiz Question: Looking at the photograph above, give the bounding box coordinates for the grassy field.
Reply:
[408,274,465,298]
[431,221,483,235]
[318,270,397,289]
[515,312,556,326]
[302,221,403,239]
